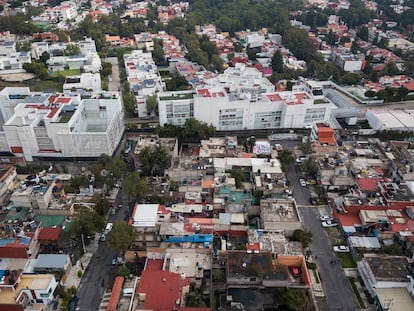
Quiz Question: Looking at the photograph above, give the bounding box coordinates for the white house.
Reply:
[63,73,102,93]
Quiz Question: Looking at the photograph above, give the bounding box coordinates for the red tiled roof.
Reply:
[145,259,163,271]
[56,97,71,104]
[38,227,62,241]
[356,178,382,191]
[107,276,124,311]
[178,308,211,311]
[317,127,336,146]
[138,270,191,311]
[338,214,361,226]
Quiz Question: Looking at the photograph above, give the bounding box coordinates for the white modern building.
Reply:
[32,38,101,73]
[0,87,124,161]
[366,109,414,132]
[63,73,101,93]
[158,65,337,130]
[124,50,164,117]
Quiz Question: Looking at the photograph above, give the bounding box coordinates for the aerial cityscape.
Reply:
[0,0,414,310]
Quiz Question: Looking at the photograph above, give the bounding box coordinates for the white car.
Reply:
[112,257,125,265]
[333,245,350,252]
[320,215,332,221]
[322,220,338,228]
[299,178,307,187]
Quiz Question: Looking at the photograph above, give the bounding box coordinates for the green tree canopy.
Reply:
[181,118,216,141]
[123,171,148,201]
[106,221,136,254]
[277,149,294,172]
[138,145,171,176]
[293,229,313,248]
[271,50,284,73]
[274,288,309,311]
[70,208,105,238]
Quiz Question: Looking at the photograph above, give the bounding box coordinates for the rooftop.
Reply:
[366,256,411,282]
[137,270,191,311]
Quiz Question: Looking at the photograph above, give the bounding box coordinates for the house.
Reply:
[226,251,311,288]
[137,268,191,310]
[33,253,71,275]
[0,52,31,71]
[358,255,414,310]
[260,199,302,237]
[0,225,40,259]
[63,73,102,93]
[0,273,58,311]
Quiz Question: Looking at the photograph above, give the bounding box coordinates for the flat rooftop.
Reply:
[0,274,54,303]
[366,256,410,282]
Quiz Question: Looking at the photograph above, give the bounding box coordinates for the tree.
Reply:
[274,288,309,311]
[181,118,216,141]
[301,159,318,179]
[397,86,408,101]
[364,90,376,98]
[106,221,136,254]
[92,154,127,186]
[293,229,313,248]
[145,94,158,116]
[123,172,147,201]
[70,208,105,239]
[95,198,110,216]
[40,51,50,64]
[271,50,284,73]
[230,170,244,188]
[101,62,112,77]
[277,149,294,172]
[283,27,316,63]
[64,44,81,56]
[16,41,31,52]
[138,145,171,176]
[357,26,368,41]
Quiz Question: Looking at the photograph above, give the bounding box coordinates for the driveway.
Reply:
[103,57,121,92]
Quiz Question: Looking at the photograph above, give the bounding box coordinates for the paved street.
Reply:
[285,162,359,311]
[75,191,133,311]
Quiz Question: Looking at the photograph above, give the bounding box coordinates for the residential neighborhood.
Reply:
[0,0,413,311]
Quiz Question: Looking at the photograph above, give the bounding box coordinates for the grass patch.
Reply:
[0,79,63,92]
[336,252,357,268]
[348,277,365,309]
[312,268,320,283]
[51,69,81,77]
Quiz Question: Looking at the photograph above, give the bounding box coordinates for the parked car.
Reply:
[289,266,301,278]
[299,178,307,187]
[333,245,350,253]
[321,220,338,228]
[100,233,107,242]
[112,257,125,265]
[320,215,332,221]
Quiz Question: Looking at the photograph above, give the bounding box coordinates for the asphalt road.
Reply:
[285,162,359,311]
[75,191,133,311]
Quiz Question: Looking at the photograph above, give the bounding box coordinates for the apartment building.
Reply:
[0,87,124,161]
[158,65,336,130]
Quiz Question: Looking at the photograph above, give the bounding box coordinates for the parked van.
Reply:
[105,222,113,234]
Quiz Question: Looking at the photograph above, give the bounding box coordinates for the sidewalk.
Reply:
[62,233,100,289]
[344,268,376,311]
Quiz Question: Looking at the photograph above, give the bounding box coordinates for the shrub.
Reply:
[77,270,83,278]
